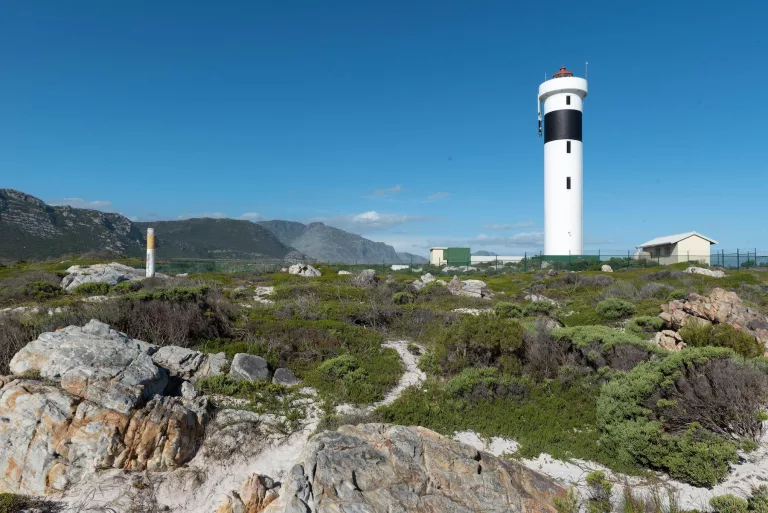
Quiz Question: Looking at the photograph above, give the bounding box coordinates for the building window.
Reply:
[566,177,571,189]
[567,141,571,153]
[566,95,571,105]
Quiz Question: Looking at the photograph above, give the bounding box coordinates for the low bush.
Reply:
[602,281,639,301]
[710,495,748,513]
[585,471,612,513]
[596,298,636,319]
[494,301,524,318]
[552,325,663,372]
[71,281,110,296]
[626,316,664,337]
[0,493,50,512]
[392,291,414,305]
[22,281,63,301]
[667,289,688,301]
[445,367,530,402]
[111,281,141,294]
[424,314,525,376]
[679,320,764,358]
[748,486,768,513]
[597,348,768,486]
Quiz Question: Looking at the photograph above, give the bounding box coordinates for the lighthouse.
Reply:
[539,67,588,256]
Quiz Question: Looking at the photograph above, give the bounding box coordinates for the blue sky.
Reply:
[1,0,766,256]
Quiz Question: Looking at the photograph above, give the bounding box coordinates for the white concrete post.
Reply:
[146,228,156,277]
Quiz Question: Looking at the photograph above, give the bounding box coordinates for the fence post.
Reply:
[737,249,740,269]
[627,250,630,267]
[524,252,527,272]
[687,251,689,263]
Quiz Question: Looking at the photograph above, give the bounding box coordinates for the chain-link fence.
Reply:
[154,250,768,277]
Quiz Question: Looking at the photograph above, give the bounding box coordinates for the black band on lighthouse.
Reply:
[544,109,582,143]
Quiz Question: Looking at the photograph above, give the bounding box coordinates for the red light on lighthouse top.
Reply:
[552,67,574,78]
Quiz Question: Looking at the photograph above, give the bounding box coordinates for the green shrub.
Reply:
[668,289,688,301]
[596,298,636,319]
[626,316,665,337]
[445,367,530,401]
[393,291,414,305]
[748,486,768,513]
[22,281,62,300]
[305,350,403,405]
[0,493,48,512]
[494,301,523,318]
[585,471,612,513]
[72,281,110,296]
[554,487,581,513]
[524,301,554,316]
[710,495,748,513]
[112,281,141,294]
[596,348,757,486]
[679,321,764,358]
[426,315,525,376]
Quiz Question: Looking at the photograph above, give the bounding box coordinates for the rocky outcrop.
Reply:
[352,269,378,287]
[684,266,725,278]
[658,288,768,351]
[288,264,321,277]
[653,330,686,351]
[60,262,150,292]
[152,345,227,381]
[0,321,209,495]
[421,273,436,284]
[269,423,565,513]
[231,354,271,382]
[10,320,167,413]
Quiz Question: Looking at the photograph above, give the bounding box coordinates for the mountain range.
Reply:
[0,189,426,264]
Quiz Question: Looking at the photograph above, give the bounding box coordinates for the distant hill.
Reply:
[472,250,497,256]
[258,220,427,264]
[0,189,297,261]
[0,189,427,264]
[0,189,145,260]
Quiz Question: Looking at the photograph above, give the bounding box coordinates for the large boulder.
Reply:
[288,264,321,277]
[446,276,493,299]
[270,423,565,513]
[684,266,725,278]
[230,354,271,382]
[151,346,227,382]
[420,273,436,284]
[352,269,379,287]
[60,262,150,292]
[10,319,167,413]
[601,264,613,273]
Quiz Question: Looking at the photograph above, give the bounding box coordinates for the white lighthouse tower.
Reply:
[538,67,588,256]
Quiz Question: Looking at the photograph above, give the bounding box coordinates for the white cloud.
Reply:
[240,212,264,221]
[482,220,534,230]
[48,198,113,211]
[372,184,402,197]
[312,210,426,233]
[176,212,227,220]
[426,192,450,201]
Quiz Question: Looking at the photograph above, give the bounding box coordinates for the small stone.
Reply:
[352,269,378,287]
[230,354,271,382]
[338,270,352,275]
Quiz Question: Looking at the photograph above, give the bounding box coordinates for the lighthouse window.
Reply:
[567,141,571,153]
[566,95,571,105]
[566,177,571,189]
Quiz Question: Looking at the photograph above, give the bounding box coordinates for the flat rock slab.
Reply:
[9,319,167,413]
[272,423,565,513]
[230,354,271,382]
[273,368,302,386]
[152,346,227,381]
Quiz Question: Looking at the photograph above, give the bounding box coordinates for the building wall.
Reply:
[429,248,445,266]
[673,236,711,265]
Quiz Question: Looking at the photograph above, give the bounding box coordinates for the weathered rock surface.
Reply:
[269,423,565,513]
[337,270,352,275]
[653,330,686,351]
[446,276,493,299]
[10,319,167,413]
[152,345,227,381]
[421,272,436,284]
[684,266,725,278]
[0,379,206,495]
[273,368,301,386]
[231,354,271,382]
[659,288,768,351]
[410,279,425,292]
[352,269,378,287]
[216,474,280,513]
[60,262,149,292]
[601,264,613,273]
[288,264,321,277]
